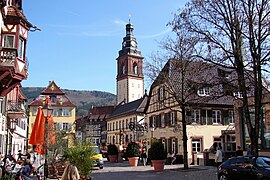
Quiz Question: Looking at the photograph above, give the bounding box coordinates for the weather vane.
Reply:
[129,14,131,24]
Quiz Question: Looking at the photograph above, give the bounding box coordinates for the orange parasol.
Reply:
[29,100,56,154]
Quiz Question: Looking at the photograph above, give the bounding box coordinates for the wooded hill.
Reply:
[21,87,117,116]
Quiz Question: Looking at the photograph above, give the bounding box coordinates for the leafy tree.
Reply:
[169,0,270,155]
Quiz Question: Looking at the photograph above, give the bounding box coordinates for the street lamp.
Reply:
[42,99,53,179]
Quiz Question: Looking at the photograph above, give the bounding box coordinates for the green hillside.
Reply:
[21,87,117,116]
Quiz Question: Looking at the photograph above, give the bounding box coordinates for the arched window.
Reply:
[121,64,125,75]
[133,63,138,75]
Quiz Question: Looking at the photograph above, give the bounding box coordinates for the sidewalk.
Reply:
[92,159,218,180]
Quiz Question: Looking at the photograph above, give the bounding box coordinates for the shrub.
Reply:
[63,141,95,178]
[107,144,118,155]
[126,142,140,157]
[148,142,166,160]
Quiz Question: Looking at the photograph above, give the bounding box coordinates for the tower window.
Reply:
[133,63,138,75]
[121,64,125,75]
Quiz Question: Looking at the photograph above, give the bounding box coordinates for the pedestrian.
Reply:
[141,149,147,166]
[215,146,223,169]
[24,150,31,160]
[235,146,243,156]
[247,145,253,156]
[61,164,80,180]
[17,150,23,161]
[167,151,176,165]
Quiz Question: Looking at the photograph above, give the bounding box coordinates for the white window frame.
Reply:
[191,109,200,124]
[212,110,221,124]
[198,87,210,96]
[3,34,15,48]
[233,92,243,98]
[228,110,234,124]
[192,138,201,152]
[18,37,25,60]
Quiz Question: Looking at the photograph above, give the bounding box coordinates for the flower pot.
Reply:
[128,157,139,166]
[151,160,166,172]
[108,155,118,163]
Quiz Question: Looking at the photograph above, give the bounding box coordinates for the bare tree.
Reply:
[145,27,233,169]
[169,0,270,156]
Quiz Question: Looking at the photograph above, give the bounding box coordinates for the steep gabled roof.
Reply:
[29,81,76,107]
[41,81,64,95]
[109,95,148,119]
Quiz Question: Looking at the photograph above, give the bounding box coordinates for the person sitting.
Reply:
[21,160,32,178]
[167,151,176,165]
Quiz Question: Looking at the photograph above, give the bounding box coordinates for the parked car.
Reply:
[91,146,104,169]
[217,156,270,180]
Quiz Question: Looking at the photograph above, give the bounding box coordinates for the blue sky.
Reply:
[22,1,188,94]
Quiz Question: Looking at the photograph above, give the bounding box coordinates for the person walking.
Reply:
[141,149,147,166]
[247,145,253,156]
[215,146,223,169]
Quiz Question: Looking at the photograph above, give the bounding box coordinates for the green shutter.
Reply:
[207,110,213,125]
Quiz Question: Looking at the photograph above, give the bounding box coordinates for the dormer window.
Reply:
[233,92,243,98]
[198,87,210,96]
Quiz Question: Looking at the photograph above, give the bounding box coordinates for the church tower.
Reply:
[116,22,144,104]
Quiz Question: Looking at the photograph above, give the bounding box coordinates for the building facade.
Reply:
[28,81,76,147]
[75,106,115,145]
[0,0,33,154]
[144,60,237,162]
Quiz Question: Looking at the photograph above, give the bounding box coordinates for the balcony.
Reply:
[7,101,25,119]
[0,47,17,67]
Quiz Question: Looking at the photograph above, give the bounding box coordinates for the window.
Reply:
[192,139,201,152]
[116,121,118,130]
[161,113,165,127]
[63,123,70,131]
[122,120,124,130]
[62,108,71,117]
[126,119,128,129]
[171,111,176,125]
[198,87,210,96]
[228,110,234,124]
[3,35,15,48]
[191,109,200,124]
[212,110,221,124]
[133,63,138,74]
[233,92,243,98]
[18,37,25,60]
[158,86,165,101]
[122,64,125,75]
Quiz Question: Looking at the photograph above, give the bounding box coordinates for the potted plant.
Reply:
[148,142,167,172]
[126,142,140,166]
[107,144,118,163]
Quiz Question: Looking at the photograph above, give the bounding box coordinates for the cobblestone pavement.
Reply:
[92,159,218,180]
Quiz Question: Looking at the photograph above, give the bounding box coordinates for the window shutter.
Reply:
[207,110,213,125]
[174,111,177,125]
[186,109,191,125]
[223,110,229,125]
[149,116,153,128]
[201,109,206,125]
